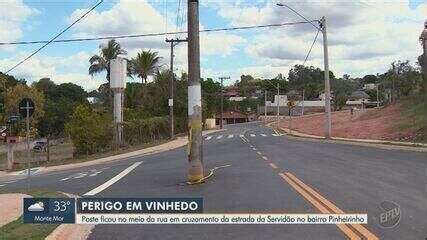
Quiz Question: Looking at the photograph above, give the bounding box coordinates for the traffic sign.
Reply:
[19,98,35,118]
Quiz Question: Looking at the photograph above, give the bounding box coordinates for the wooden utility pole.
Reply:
[187,0,203,183]
[218,76,230,129]
[166,38,187,139]
[321,16,332,139]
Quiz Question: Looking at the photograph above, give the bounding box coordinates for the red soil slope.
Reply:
[278,105,413,141]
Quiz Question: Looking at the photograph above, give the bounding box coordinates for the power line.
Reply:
[303,27,320,65]
[276,3,321,31]
[0,20,317,46]
[5,0,103,74]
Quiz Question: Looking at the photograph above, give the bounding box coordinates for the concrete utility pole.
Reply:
[301,90,305,116]
[320,16,332,139]
[264,90,267,121]
[276,83,280,128]
[187,0,203,183]
[218,76,230,129]
[376,84,380,108]
[166,38,187,139]
[110,56,127,148]
[421,20,427,100]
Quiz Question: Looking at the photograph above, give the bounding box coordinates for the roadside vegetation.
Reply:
[0,38,425,170]
[0,189,66,240]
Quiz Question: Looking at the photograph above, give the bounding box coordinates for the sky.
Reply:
[0,0,426,90]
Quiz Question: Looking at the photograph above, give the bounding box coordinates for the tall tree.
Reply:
[129,50,161,84]
[88,39,127,83]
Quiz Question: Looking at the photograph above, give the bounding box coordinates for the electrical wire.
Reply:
[5,0,103,74]
[0,20,318,46]
[302,27,320,65]
[276,3,321,31]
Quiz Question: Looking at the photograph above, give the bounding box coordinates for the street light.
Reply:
[276,3,331,139]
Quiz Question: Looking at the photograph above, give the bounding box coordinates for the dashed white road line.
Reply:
[206,136,212,140]
[83,161,142,196]
[261,134,267,137]
[262,156,268,161]
[217,135,223,139]
[252,148,257,151]
[250,134,256,137]
[227,134,234,138]
[256,151,262,155]
[239,134,244,137]
[74,173,87,179]
[0,184,5,187]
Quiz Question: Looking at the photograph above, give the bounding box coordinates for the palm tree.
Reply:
[88,39,127,83]
[129,50,161,84]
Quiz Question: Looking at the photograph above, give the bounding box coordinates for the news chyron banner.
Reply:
[23,198,368,225]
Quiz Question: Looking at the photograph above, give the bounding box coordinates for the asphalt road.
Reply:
[1,122,425,239]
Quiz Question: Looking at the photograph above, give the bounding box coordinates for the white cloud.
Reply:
[0,0,39,49]
[0,51,105,90]
[213,0,427,78]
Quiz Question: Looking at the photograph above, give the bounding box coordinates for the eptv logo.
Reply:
[379,201,401,228]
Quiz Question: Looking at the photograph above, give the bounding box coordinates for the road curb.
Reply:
[3,129,224,178]
[265,122,427,152]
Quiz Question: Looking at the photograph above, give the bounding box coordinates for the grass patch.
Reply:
[0,189,66,240]
[395,97,427,142]
[1,138,170,171]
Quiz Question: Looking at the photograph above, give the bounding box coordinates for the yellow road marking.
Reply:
[269,163,278,169]
[285,172,378,240]
[278,173,361,240]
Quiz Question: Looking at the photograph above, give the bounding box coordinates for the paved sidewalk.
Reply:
[0,193,30,227]
[2,129,223,179]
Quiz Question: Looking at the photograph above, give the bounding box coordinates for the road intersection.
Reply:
[1,122,425,239]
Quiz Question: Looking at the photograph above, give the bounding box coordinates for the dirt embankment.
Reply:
[279,105,422,142]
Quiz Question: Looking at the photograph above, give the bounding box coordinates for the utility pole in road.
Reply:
[320,16,332,139]
[187,0,204,183]
[218,76,230,129]
[166,38,187,139]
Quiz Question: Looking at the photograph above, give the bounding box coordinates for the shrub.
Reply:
[123,116,169,145]
[65,104,111,155]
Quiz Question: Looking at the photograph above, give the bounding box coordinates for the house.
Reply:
[223,86,239,98]
[346,90,370,107]
[215,110,248,125]
[363,83,377,90]
[87,97,101,104]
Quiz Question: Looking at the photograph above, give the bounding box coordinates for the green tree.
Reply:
[287,64,335,100]
[5,84,45,136]
[65,104,111,155]
[33,80,88,138]
[331,78,357,110]
[129,50,161,84]
[88,39,127,83]
[201,78,221,118]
